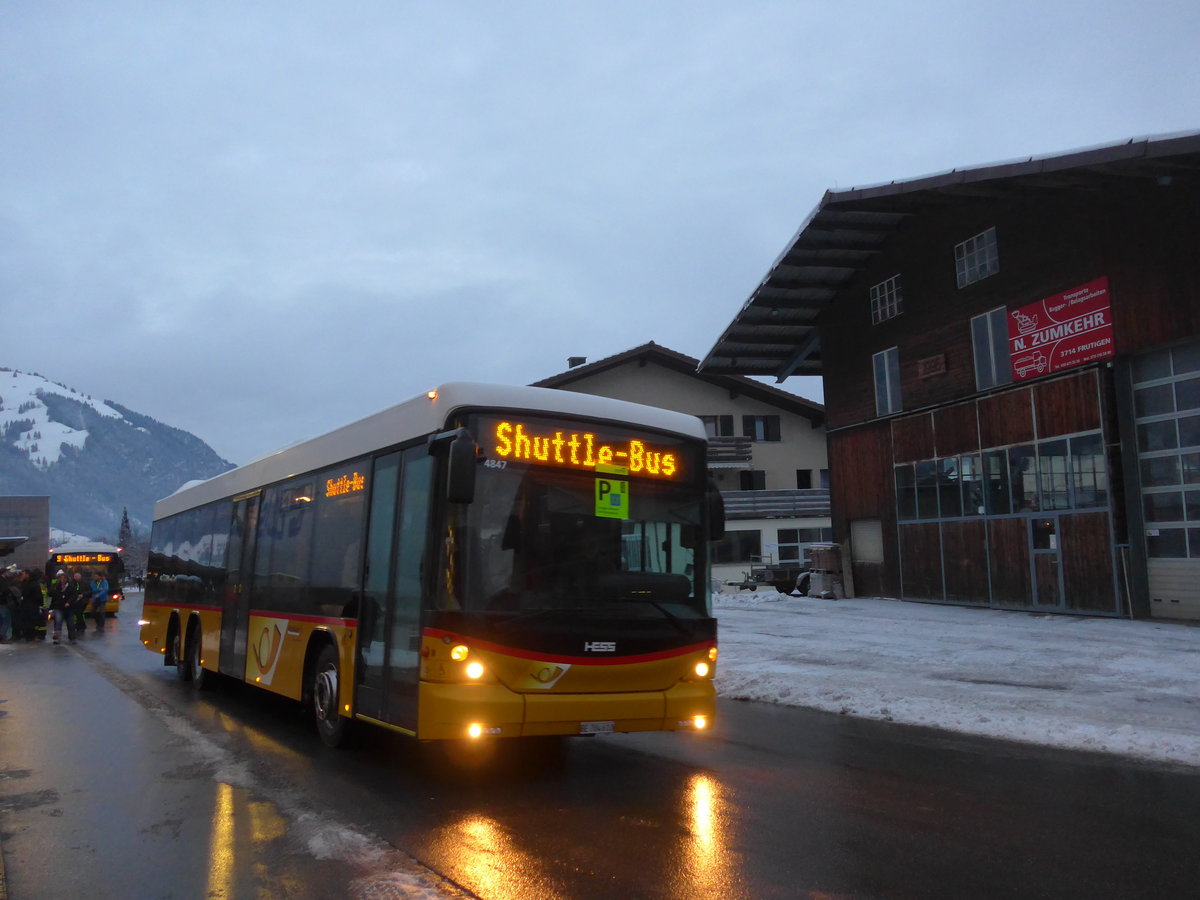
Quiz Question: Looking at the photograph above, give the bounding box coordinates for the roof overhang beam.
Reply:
[775,329,821,382]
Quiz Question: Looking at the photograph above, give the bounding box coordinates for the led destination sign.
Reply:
[55,553,114,564]
[490,419,681,479]
[325,472,365,498]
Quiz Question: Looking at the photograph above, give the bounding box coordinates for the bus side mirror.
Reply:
[447,433,478,504]
[429,428,478,504]
[707,480,725,541]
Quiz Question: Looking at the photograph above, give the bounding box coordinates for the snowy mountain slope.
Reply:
[0,367,233,538]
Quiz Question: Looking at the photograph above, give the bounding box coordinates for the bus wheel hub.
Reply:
[315,668,337,721]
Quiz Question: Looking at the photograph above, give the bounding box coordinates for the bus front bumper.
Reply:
[415,680,716,741]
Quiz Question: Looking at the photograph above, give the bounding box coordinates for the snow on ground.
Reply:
[714,590,1200,768]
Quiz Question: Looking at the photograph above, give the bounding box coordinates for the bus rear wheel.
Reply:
[313,644,350,748]
[188,625,212,691]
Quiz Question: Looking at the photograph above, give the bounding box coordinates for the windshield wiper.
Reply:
[621,594,696,635]
[492,607,578,632]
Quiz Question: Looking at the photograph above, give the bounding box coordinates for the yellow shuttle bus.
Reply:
[140,383,723,746]
[47,543,126,615]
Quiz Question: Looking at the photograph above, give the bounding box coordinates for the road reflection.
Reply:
[207,782,235,899]
[679,772,737,898]
[435,812,567,900]
[205,780,294,899]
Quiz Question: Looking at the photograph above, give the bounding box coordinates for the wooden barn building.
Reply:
[701,133,1200,620]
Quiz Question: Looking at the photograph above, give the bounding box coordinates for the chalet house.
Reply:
[531,342,829,588]
[702,133,1200,620]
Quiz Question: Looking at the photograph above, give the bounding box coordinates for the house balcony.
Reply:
[706,435,753,467]
[720,488,831,520]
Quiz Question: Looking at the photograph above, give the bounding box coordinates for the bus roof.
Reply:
[154,382,707,520]
[50,541,123,556]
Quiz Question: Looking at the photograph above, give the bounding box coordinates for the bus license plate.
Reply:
[579,721,614,735]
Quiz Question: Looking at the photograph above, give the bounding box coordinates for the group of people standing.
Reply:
[0,568,110,644]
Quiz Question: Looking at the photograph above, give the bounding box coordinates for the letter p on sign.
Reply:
[595,477,630,519]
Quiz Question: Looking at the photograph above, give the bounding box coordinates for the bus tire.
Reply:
[188,623,212,691]
[313,643,350,748]
[172,619,190,681]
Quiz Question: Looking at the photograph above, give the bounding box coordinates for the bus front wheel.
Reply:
[313,644,350,748]
[172,622,189,681]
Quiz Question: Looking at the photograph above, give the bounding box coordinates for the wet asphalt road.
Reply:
[3,595,1200,899]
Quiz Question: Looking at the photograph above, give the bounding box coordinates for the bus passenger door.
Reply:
[355,447,433,730]
[220,493,259,679]
[355,453,399,721]
[386,448,433,728]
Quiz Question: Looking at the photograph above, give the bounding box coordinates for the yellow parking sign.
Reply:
[595,476,629,519]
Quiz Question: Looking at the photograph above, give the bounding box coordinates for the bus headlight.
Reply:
[694,662,711,678]
[693,715,708,730]
[467,723,483,739]
[707,646,718,663]
[465,661,485,680]
[450,644,470,661]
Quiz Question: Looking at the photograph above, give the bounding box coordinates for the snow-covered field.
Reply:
[714,590,1200,768]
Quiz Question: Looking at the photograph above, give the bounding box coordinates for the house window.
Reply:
[742,415,781,441]
[819,468,830,489]
[971,306,1013,390]
[777,527,834,562]
[700,415,734,438]
[796,469,812,489]
[870,274,904,324]
[739,470,766,491]
[712,529,762,564]
[873,347,902,416]
[955,226,999,287]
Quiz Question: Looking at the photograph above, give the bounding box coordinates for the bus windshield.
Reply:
[440,417,709,620]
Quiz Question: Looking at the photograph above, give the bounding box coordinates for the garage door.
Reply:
[1132,343,1200,620]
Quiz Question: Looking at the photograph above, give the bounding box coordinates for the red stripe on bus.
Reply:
[422,627,711,665]
[141,602,352,628]
[143,601,223,613]
[248,610,355,627]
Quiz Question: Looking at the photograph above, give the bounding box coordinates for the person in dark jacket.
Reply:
[69,571,88,635]
[16,570,44,641]
[0,569,16,642]
[47,569,80,643]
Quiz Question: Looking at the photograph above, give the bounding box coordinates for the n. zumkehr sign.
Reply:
[1008,277,1114,381]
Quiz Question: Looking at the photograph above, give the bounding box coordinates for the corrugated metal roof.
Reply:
[700,132,1200,380]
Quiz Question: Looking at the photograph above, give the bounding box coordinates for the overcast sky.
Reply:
[4,2,1199,465]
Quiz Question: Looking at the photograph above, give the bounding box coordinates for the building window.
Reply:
[873,347,902,416]
[870,274,904,324]
[819,468,830,490]
[742,415,781,441]
[894,431,1107,523]
[712,529,762,564]
[971,306,1013,390]
[955,226,999,287]
[777,527,834,562]
[739,470,766,491]
[700,415,734,438]
[796,469,812,489]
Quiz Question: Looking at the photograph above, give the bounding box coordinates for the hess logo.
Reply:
[584,641,616,653]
